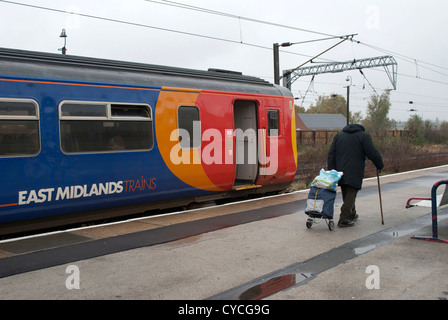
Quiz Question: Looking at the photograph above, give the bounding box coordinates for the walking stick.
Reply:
[376,170,384,225]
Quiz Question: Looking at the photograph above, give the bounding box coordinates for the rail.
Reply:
[406,179,448,244]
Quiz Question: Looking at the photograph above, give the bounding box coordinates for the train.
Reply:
[0,47,297,236]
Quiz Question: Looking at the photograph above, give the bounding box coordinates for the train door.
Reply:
[233,100,258,187]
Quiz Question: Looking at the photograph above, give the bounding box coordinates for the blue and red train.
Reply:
[0,47,297,236]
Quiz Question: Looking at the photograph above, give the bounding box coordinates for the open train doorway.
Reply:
[233,100,258,188]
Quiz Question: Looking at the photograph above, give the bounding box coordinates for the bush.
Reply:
[293,131,448,191]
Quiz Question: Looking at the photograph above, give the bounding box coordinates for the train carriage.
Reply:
[0,47,297,236]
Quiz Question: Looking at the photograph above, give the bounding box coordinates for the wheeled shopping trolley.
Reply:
[305,186,336,231]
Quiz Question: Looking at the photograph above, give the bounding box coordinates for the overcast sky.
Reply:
[1,0,448,122]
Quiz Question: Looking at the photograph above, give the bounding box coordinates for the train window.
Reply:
[59,101,153,154]
[267,110,279,136]
[111,104,151,119]
[61,103,107,118]
[178,106,200,149]
[0,99,40,157]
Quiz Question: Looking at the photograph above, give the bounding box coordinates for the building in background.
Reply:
[296,114,347,130]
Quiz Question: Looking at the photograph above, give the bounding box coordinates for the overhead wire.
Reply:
[2,0,448,116]
[0,0,250,46]
[0,0,325,61]
[358,40,448,78]
[145,0,337,38]
[149,0,448,85]
[359,69,379,97]
[3,0,448,78]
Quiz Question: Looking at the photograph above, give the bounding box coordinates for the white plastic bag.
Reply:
[310,169,343,190]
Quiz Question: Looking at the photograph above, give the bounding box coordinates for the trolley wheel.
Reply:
[328,220,335,231]
[306,220,313,229]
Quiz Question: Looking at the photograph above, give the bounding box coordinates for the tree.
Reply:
[306,94,362,123]
[405,114,426,145]
[440,120,448,132]
[363,91,393,131]
[350,110,363,124]
[307,94,346,115]
[294,104,306,113]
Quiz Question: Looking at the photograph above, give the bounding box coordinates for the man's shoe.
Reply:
[338,220,355,227]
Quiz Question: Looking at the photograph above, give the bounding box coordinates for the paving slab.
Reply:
[0,166,447,301]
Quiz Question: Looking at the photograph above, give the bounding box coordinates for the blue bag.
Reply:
[305,186,336,219]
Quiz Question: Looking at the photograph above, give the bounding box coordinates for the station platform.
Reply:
[0,165,447,302]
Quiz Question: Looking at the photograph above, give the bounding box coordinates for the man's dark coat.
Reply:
[328,124,384,190]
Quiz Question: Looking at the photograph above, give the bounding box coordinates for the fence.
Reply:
[296,129,405,145]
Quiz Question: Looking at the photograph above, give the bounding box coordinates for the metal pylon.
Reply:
[283,55,397,90]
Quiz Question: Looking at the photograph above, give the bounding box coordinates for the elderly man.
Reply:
[328,124,384,227]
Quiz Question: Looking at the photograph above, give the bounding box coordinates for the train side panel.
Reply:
[0,77,211,224]
[0,76,297,230]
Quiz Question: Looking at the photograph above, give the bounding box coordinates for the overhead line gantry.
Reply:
[282,55,398,90]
